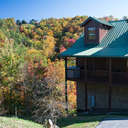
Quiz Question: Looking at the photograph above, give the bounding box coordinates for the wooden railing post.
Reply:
[108,58,112,111]
[65,57,68,113]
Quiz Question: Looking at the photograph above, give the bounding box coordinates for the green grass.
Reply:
[0,116,43,128]
[1,114,128,128]
[57,114,128,128]
[0,115,104,128]
[57,115,106,128]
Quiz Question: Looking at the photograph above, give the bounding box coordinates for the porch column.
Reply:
[108,58,112,111]
[84,58,88,112]
[65,57,68,113]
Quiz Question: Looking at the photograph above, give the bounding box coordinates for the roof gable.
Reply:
[81,17,113,27]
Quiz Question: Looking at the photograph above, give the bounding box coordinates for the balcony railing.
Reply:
[66,67,80,80]
[66,67,128,85]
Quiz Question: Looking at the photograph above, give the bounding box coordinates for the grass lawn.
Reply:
[1,114,128,128]
[57,115,106,128]
[0,116,43,128]
[57,114,128,128]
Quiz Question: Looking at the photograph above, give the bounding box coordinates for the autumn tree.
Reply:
[0,40,26,115]
[42,36,56,57]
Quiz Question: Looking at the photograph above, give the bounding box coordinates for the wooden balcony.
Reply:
[66,67,80,81]
[66,67,128,85]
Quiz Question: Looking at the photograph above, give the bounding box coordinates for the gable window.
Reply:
[87,27,96,40]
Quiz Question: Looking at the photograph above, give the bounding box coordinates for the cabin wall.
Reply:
[76,57,128,111]
[99,25,108,42]
[111,87,128,109]
[77,82,128,111]
[77,82,108,111]
[112,58,127,72]
[87,57,109,71]
[87,84,108,109]
[77,57,127,72]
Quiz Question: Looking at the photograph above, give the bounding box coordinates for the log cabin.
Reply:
[59,16,128,113]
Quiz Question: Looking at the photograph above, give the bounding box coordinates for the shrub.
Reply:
[22,60,66,124]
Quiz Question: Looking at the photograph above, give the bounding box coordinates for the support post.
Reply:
[65,57,68,113]
[85,83,88,112]
[108,58,112,112]
[84,58,88,112]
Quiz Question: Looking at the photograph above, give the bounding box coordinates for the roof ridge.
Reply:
[81,16,113,27]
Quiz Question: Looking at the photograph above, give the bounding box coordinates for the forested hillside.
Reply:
[0,15,120,60]
[0,15,121,123]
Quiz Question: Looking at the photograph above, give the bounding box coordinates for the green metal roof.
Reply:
[81,17,113,27]
[60,20,128,58]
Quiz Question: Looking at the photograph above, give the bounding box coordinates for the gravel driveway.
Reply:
[96,117,128,128]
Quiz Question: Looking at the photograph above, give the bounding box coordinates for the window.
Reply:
[87,27,96,40]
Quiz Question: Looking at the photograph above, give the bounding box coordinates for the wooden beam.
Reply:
[126,59,128,72]
[108,58,112,111]
[65,57,68,113]
[92,58,95,71]
[84,58,88,112]
[85,83,88,112]
[84,58,87,82]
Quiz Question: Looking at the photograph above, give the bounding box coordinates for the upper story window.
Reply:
[87,27,96,40]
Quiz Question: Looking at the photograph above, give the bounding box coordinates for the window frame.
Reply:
[87,27,96,40]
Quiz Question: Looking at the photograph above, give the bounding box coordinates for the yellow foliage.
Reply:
[33,34,40,40]
[47,30,54,36]
[42,36,56,57]
[27,48,41,55]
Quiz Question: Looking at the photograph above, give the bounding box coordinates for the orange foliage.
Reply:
[60,46,66,53]
[27,59,47,79]
[45,59,65,83]
[67,81,77,109]
[46,59,77,110]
